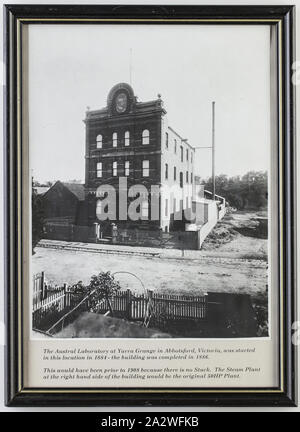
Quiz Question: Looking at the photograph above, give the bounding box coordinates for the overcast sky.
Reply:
[28,24,270,183]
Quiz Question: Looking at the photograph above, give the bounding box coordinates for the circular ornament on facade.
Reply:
[115,92,128,113]
[107,83,135,115]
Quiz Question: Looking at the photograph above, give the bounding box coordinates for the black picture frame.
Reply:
[4,4,297,407]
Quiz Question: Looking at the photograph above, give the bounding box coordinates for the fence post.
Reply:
[148,290,153,308]
[145,290,153,327]
[126,289,132,320]
[63,283,67,309]
[41,271,46,300]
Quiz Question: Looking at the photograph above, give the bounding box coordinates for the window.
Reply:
[174,139,177,154]
[174,166,177,181]
[142,160,149,177]
[186,149,189,161]
[125,131,130,146]
[191,152,193,163]
[165,199,168,217]
[141,200,149,218]
[173,198,176,212]
[142,129,150,145]
[112,161,118,176]
[96,134,102,149]
[165,163,168,180]
[186,196,189,208]
[112,132,118,147]
[191,173,193,183]
[165,132,169,148]
[186,171,189,183]
[125,160,130,176]
[180,172,183,188]
[96,162,102,178]
[180,146,183,162]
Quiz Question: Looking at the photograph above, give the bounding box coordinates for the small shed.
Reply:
[42,181,85,224]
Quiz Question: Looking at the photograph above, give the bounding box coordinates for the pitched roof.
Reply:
[35,186,50,196]
[62,182,85,201]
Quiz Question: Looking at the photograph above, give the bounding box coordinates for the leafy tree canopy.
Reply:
[205,171,268,210]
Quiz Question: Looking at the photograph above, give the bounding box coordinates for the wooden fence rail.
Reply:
[96,290,207,323]
[32,273,208,332]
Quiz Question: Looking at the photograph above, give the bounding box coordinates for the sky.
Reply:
[28,24,270,183]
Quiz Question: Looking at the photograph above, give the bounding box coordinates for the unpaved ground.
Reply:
[32,246,267,298]
[32,211,269,336]
[201,210,268,258]
[33,211,268,298]
[55,312,171,338]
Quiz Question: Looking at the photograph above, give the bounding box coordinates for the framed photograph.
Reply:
[4,4,297,406]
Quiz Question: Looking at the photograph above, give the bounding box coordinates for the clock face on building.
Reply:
[115,92,128,113]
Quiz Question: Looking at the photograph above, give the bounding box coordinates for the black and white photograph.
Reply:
[30,24,271,340]
[4,3,297,408]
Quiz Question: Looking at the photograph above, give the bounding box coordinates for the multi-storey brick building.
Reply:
[84,83,196,236]
[41,83,225,247]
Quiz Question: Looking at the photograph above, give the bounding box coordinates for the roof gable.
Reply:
[62,183,85,201]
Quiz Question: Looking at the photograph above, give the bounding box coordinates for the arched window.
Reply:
[112,132,118,147]
[141,200,149,219]
[142,129,150,145]
[96,134,102,149]
[125,131,130,146]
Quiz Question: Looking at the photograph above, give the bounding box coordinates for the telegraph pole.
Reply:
[193,101,216,200]
[212,101,216,201]
[129,48,133,86]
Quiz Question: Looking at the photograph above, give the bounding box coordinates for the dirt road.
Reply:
[32,244,267,298]
[32,211,268,298]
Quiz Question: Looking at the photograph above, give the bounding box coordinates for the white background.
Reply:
[0,0,299,412]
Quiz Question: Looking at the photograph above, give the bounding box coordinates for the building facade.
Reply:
[39,83,225,248]
[84,83,196,235]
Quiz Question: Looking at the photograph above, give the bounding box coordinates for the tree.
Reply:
[205,171,267,210]
[32,181,45,254]
[88,272,121,316]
